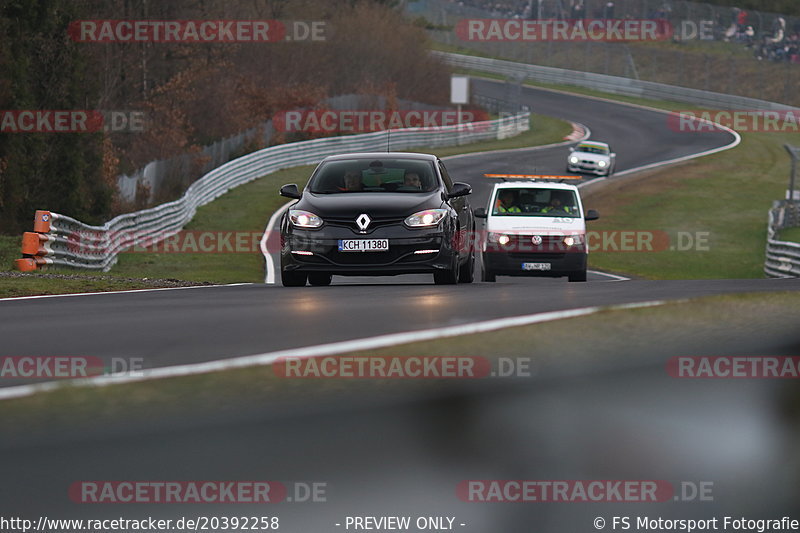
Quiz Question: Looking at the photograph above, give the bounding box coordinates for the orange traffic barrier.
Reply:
[15,211,53,272]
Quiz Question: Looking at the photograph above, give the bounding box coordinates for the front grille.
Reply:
[508,253,567,261]
[325,216,406,234]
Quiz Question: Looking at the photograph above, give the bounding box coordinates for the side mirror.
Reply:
[473,207,488,218]
[279,183,301,199]
[569,146,575,152]
[585,209,600,221]
[448,182,472,199]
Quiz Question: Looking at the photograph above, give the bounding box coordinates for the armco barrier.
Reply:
[764,202,800,277]
[14,113,529,271]
[433,51,800,113]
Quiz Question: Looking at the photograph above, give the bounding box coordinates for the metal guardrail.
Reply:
[434,51,800,113]
[765,202,800,277]
[15,112,530,272]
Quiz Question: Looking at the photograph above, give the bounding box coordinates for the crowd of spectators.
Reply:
[449,0,800,64]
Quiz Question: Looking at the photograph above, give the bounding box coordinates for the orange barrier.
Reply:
[14,211,53,272]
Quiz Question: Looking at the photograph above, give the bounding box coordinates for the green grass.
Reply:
[2,290,798,434]
[1,113,571,295]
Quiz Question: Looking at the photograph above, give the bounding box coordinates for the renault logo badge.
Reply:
[356,214,371,231]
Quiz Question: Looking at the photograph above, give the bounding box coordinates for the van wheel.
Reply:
[568,270,587,282]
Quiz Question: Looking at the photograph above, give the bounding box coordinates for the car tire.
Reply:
[434,255,459,285]
[281,270,307,287]
[308,273,332,286]
[568,270,587,282]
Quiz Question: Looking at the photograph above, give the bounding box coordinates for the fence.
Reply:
[117,94,448,205]
[764,145,800,277]
[14,111,530,272]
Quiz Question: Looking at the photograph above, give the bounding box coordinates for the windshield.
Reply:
[308,158,438,193]
[576,143,610,155]
[491,188,580,218]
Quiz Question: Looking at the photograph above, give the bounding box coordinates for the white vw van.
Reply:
[474,180,599,282]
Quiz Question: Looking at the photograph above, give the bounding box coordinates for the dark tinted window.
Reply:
[308,158,437,193]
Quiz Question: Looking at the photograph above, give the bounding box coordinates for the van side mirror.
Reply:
[473,207,488,218]
[585,209,600,221]
[279,183,301,199]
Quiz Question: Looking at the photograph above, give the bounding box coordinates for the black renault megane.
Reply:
[278,152,475,286]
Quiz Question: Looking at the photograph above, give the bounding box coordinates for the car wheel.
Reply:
[568,270,587,282]
[308,273,332,286]
[458,252,475,283]
[281,270,307,287]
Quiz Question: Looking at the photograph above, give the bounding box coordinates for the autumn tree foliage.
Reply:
[0,0,451,233]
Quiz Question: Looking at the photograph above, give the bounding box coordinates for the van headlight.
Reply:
[488,232,511,246]
[563,235,584,247]
[405,209,447,228]
[569,156,579,164]
[289,210,323,228]
[597,160,607,168]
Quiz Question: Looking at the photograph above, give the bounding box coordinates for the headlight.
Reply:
[289,209,323,228]
[569,156,579,164]
[597,160,607,168]
[488,232,511,245]
[563,235,584,247]
[404,209,447,228]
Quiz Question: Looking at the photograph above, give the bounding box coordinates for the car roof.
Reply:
[491,180,580,192]
[321,152,439,162]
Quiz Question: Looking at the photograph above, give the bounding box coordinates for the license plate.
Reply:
[338,239,389,252]
[522,262,551,271]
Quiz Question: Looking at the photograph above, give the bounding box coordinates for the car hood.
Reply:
[571,151,610,163]
[297,191,443,218]
[487,216,586,234]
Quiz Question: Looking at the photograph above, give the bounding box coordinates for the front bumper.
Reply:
[567,161,609,175]
[483,251,587,277]
[281,226,459,276]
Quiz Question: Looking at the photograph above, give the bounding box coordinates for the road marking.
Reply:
[589,270,630,281]
[0,299,670,401]
[261,200,294,285]
[0,283,252,303]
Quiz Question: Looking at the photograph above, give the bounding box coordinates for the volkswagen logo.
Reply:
[356,213,371,231]
[531,235,543,245]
